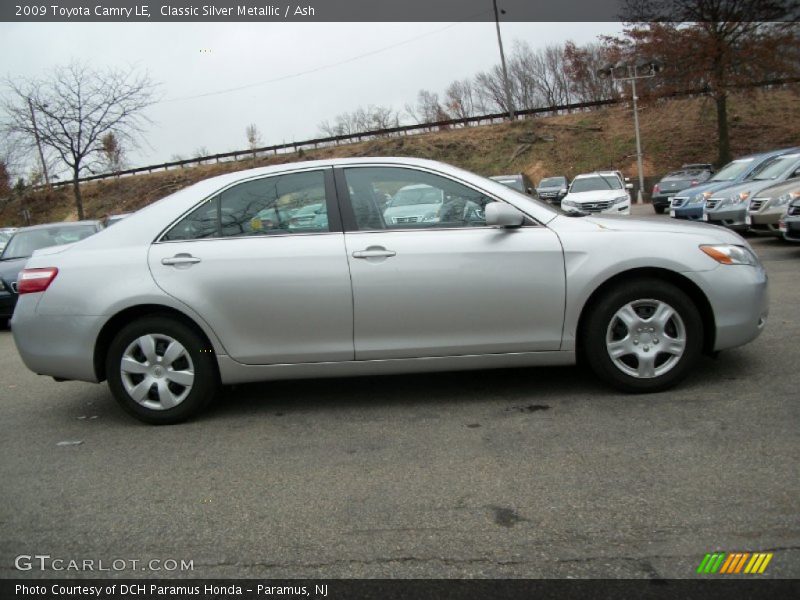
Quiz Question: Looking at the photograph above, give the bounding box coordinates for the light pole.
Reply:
[492,0,515,121]
[597,59,663,204]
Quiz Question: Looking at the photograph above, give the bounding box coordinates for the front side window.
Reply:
[343,167,494,231]
[163,170,329,241]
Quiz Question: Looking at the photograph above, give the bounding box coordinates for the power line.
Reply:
[159,11,491,104]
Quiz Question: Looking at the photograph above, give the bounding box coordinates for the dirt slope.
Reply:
[2,87,798,226]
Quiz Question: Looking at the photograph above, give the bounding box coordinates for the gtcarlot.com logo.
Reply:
[14,554,194,572]
[697,551,773,575]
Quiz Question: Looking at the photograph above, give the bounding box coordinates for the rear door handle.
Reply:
[161,253,201,266]
[352,248,396,259]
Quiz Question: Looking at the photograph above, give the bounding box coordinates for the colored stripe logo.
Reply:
[697,552,773,574]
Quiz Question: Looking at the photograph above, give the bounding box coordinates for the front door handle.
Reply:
[352,247,396,259]
[161,253,201,266]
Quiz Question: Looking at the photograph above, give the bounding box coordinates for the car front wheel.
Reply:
[582,279,703,393]
[106,316,218,424]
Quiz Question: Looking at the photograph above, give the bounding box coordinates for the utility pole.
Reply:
[492,0,515,121]
[27,97,50,187]
[629,72,645,204]
[597,60,663,204]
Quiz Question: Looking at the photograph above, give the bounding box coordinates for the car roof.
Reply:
[490,175,522,180]
[14,220,101,232]
[573,172,620,179]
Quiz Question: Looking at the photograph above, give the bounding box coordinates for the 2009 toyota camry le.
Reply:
[10,158,768,424]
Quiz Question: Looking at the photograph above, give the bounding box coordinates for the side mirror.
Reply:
[625,183,634,189]
[485,202,524,228]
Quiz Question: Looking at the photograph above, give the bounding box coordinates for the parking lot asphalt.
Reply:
[1,206,798,579]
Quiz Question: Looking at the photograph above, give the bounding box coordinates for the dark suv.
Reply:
[535,176,569,204]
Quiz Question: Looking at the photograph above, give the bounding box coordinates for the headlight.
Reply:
[732,191,750,203]
[691,191,711,204]
[420,213,439,222]
[562,200,578,208]
[0,280,6,292]
[699,244,758,266]
[613,195,628,205]
[776,191,800,207]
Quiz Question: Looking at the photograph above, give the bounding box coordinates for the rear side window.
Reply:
[162,170,329,241]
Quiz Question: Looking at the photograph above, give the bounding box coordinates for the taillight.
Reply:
[17,268,59,295]
[690,180,699,186]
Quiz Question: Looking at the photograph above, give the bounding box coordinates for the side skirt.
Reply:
[217,351,575,385]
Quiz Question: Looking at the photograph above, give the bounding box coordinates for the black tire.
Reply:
[653,205,666,215]
[106,316,218,424]
[581,278,703,393]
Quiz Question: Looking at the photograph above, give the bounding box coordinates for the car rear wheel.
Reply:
[106,316,218,424]
[582,279,703,393]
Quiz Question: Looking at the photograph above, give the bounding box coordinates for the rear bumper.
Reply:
[685,264,768,351]
[10,296,102,382]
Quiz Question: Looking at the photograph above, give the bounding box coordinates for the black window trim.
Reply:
[333,164,541,234]
[154,166,342,243]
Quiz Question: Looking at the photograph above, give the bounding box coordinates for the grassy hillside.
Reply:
[2,86,798,226]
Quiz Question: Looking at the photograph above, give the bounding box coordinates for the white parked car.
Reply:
[561,172,632,215]
[382,184,444,225]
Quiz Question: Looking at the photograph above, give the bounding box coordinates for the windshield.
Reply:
[570,175,622,193]
[1,224,97,260]
[390,186,444,207]
[710,159,754,181]
[0,232,10,244]
[753,155,800,180]
[539,177,566,188]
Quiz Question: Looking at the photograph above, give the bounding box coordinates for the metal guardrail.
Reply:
[38,77,800,189]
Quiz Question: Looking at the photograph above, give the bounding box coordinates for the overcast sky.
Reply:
[1,21,623,170]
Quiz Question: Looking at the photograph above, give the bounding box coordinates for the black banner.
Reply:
[3,579,800,600]
[3,0,799,22]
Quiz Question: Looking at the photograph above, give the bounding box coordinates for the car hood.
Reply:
[553,213,743,243]
[753,178,800,199]
[563,189,626,202]
[673,180,742,198]
[708,179,782,199]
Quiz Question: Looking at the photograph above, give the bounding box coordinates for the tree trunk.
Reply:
[72,168,84,220]
[715,92,731,167]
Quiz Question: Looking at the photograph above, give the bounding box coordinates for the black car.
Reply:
[490,174,536,196]
[0,221,103,323]
[535,175,569,204]
[651,163,714,214]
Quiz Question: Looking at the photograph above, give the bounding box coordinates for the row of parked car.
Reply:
[491,171,634,215]
[653,147,800,240]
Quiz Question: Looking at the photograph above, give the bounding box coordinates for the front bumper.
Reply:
[705,204,748,230]
[671,204,704,220]
[782,218,800,242]
[748,208,784,235]
[0,292,16,319]
[684,263,768,352]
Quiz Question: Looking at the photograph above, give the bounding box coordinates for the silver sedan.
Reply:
[11,158,768,424]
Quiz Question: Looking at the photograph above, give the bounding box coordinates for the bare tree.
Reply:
[100,132,125,175]
[245,123,262,163]
[4,62,157,219]
[444,79,478,120]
